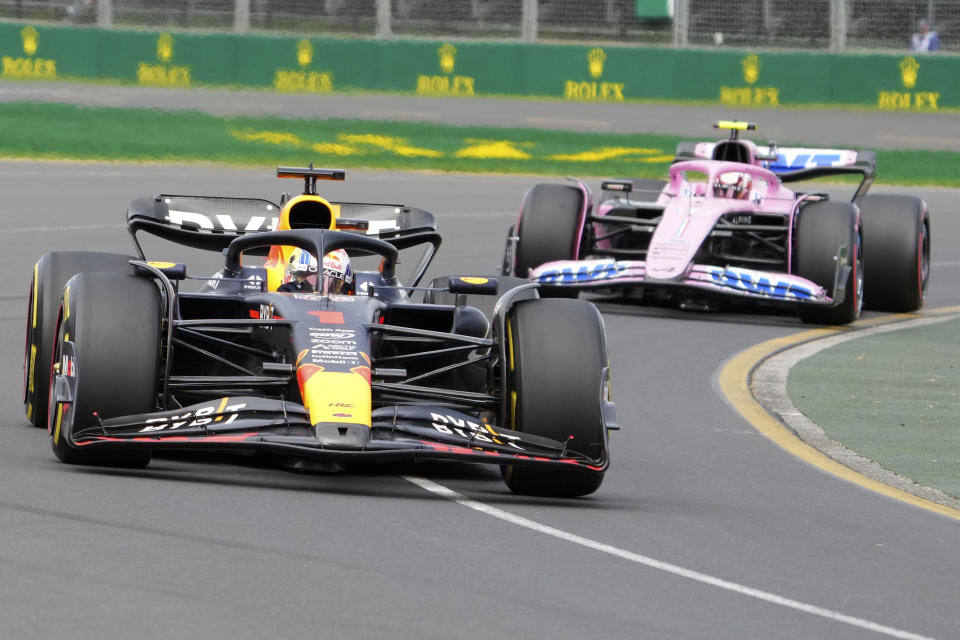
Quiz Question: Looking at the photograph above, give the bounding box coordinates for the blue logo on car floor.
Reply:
[709,268,814,300]
[537,261,621,284]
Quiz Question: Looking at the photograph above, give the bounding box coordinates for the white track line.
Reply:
[404,476,937,640]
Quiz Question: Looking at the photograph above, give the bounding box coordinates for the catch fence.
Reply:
[0,0,956,52]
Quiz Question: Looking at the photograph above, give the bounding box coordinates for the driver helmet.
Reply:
[713,171,753,200]
[320,248,354,294]
[284,248,318,290]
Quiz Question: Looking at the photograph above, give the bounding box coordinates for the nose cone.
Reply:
[297,365,372,449]
[297,367,372,427]
[313,422,370,450]
[646,207,715,281]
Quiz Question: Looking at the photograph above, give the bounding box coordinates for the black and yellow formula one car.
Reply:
[23,166,616,497]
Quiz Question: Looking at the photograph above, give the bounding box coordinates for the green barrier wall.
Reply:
[0,22,953,111]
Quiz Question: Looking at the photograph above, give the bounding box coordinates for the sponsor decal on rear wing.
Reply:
[676,142,876,199]
[126,195,438,253]
[684,142,871,172]
[765,147,875,175]
[768,148,877,201]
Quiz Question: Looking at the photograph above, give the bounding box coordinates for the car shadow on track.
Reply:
[585,293,824,329]
[56,452,623,508]
[56,452,501,496]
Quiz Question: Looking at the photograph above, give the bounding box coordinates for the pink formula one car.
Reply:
[501,122,930,324]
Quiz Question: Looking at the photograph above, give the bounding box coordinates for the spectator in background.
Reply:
[910,18,941,52]
[65,0,96,23]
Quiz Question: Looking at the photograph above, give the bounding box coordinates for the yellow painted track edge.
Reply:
[717,306,960,521]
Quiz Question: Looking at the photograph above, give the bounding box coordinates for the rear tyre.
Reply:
[513,184,585,298]
[502,299,608,497]
[24,251,136,427]
[859,194,930,312]
[794,201,862,325]
[49,272,160,467]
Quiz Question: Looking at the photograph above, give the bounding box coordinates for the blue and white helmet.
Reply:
[285,248,318,289]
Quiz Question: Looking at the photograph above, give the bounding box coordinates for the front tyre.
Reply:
[859,194,930,312]
[513,183,586,298]
[794,201,862,325]
[24,251,136,427]
[49,272,161,467]
[502,298,609,497]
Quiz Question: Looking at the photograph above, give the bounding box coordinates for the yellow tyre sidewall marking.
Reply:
[506,319,516,430]
[31,261,39,329]
[26,262,39,406]
[27,344,36,394]
[52,287,72,444]
[53,403,63,446]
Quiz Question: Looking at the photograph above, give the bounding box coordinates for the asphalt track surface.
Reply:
[1,89,959,639]
[3,80,960,150]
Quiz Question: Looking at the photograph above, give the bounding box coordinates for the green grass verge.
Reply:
[788,319,960,500]
[1,102,957,185]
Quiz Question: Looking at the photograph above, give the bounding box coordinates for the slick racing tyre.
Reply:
[794,201,862,325]
[24,251,137,427]
[513,183,585,298]
[49,272,160,467]
[858,194,930,312]
[502,298,609,497]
